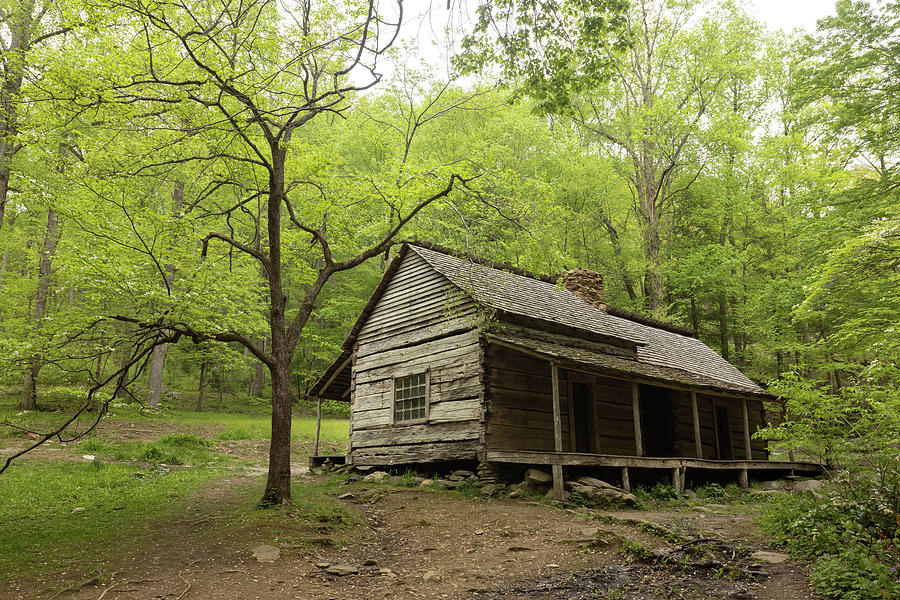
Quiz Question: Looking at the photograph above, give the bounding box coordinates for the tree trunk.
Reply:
[0,0,34,233]
[218,363,225,403]
[146,181,184,408]
[248,337,267,397]
[636,150,663,316]
[114,343,131,399]
[146,343,167,408]
[196,357,207,412]
[599,211,638,302]
[261,147,294,506]
[19,207,58,409]
[718,295,730,362]
[689,294,699,333]
[0,245,8,296]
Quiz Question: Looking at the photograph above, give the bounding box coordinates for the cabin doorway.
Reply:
[715,405,734,459]
[569,381,595,453]
[639,385,677,457]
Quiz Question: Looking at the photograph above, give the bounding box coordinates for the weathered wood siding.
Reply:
[698,394,767,460]
[350,251,483,465]
[590,375,639,455]
[357,250,475,347]
[484,341,767,460]
[484,345,571,451]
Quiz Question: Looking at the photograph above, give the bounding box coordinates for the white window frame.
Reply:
[391,369,430,425]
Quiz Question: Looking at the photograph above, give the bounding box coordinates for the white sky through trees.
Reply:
[752,0,838,32]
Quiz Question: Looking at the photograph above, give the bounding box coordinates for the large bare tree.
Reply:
[22,0,470,505]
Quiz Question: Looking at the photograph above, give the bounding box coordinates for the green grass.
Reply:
[1,398,349,458]
[77,433,230,466]
[0,461,222,575]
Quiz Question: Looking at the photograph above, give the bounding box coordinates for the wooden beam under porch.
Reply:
[485,449,821,472]
[485,449,823,492]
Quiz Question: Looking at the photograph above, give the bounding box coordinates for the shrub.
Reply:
[694,483,726,500]
[635,482,680,503]
[761,490,900,600]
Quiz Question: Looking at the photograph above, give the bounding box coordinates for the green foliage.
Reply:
[761,490,900,600]
[635,483,681,503]
[693,483,726,501]
[811,550,900,600]
[77,433,221,466]
[454,0,630,114]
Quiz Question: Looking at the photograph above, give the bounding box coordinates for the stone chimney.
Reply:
[560,268,605,311]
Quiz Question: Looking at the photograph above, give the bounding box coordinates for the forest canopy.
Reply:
[0,0,897,562]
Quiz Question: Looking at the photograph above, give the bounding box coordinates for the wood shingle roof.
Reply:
[408,245,768,397]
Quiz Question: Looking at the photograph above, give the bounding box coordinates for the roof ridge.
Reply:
[406,240,559,284]
[406,241,697,339]
[605,306,697,338]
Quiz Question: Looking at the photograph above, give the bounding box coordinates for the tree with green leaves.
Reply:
[3,0,480,506]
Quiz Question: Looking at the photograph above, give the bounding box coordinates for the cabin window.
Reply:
[393,372,429,423]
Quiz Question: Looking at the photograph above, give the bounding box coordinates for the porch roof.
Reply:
[490,332,772,399]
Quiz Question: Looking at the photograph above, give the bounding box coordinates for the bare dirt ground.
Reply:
[1,474,817,600]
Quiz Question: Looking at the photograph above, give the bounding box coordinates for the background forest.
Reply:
[0,0,897,596]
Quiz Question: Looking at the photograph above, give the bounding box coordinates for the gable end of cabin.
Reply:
[349,249,486,466]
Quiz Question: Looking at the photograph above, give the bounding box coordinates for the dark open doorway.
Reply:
[571,382,594,453]
[715,405,734,459]
[639,385,677,457]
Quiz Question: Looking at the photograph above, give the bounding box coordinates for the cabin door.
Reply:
[639,385,677,457]
[714,404,734,460]
[569,381,595,453]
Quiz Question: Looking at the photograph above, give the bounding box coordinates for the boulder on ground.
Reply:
[325,565,358,576]
[544,488,569,501]
[524,468,553,486]
[363,470,390,482]
[757,480,786,491]
[565,477,637,506]
[433,479,460,490]
[793,479,825,493]
[252,545,281,562]
[751,551,791,564]
[479,483,504,497]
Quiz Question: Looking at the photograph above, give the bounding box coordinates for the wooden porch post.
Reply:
[691,391,702,459]
[741,398,753,460]
[551,362,564,500]
[313,396,322,457]
[631,382,643,457]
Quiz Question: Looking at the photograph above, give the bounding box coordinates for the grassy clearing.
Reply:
[0,395,354,586]
[1,397,349,460]
[0,461,222,575]
[77,433,234,466]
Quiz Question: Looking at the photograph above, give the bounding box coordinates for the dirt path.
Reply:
[2,476,817,600]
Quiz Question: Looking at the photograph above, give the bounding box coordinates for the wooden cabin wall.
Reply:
[697,394,767,460]
[671,390,695,457]
[350,251,484,465]
[357,250,475,349]
[696,394,718,459]
[591,375,639,455]
[747,400,768,459]
[351,330,484,464]
[484,345,571,452]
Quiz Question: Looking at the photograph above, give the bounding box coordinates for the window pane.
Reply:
[394,373,427,422]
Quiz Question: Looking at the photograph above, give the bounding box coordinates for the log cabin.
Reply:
[310,242,820,496]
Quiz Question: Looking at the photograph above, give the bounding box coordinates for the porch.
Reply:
[485,339,823,499]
